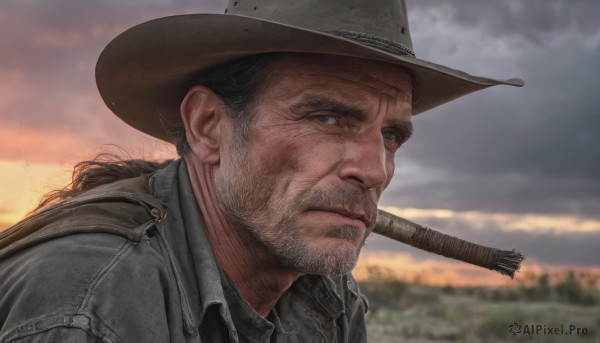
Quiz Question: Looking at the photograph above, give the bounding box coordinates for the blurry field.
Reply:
[359,267,600,342]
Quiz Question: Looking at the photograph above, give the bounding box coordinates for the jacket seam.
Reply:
[0,314,118,343]
[77,240,131,313]
[11,225,136,247]
[154,227,200,335]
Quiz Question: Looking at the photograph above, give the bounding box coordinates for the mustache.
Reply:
[295,187,378,226]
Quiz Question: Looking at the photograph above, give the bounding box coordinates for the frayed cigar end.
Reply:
[374,209,526,280]
[492,249,526,279]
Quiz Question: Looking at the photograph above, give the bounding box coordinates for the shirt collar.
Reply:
[219,267,276,342]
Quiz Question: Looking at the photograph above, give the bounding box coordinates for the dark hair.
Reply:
[175,53,282,155]
[36,153,174,209]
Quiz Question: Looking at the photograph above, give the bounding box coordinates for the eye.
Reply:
[313,115,339,126]
[382,129,405,152]
[382,129,401,143]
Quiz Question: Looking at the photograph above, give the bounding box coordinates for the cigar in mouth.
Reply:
[373,209,525,279]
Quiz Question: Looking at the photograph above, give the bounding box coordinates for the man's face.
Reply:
[215,54,413,275]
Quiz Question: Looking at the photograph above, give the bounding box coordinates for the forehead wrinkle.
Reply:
[356,71,411,101]
[269,52,412,99]
[296,71,408,101]
[268,65,410,103]
[344,57,413,101]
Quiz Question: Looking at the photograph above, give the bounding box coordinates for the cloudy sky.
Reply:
[1,0,598,285]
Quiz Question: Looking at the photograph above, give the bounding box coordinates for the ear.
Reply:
[180,85,228,165]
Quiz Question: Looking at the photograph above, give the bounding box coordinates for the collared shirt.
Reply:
[0,160,368,342]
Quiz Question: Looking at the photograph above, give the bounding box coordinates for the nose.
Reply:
[338,133,388,190]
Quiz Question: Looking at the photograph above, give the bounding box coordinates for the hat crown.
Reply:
[226,0,414,57]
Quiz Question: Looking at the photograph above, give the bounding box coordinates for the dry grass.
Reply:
[360,270,600,342]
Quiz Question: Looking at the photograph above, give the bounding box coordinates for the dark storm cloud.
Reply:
[2,0,226,34]
[1,0,226,73]
[407,0,600,44]
[381,1,600,218]
[0,0,227,150]
[364,216,600,267]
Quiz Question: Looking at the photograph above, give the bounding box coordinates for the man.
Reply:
[0,0,522,342]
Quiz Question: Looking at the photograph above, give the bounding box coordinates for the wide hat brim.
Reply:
[96,14,523,142]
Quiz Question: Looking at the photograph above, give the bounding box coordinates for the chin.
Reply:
[284,240,363,276]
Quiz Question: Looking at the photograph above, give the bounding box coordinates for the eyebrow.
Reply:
[292,95,414,140]
[291,95,367,121]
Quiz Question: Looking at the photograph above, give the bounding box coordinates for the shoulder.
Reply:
[0,231,172,343]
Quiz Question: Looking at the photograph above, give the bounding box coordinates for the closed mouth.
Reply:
[312,207,371,227]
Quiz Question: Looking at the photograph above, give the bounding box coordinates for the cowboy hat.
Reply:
[96,0,523,142]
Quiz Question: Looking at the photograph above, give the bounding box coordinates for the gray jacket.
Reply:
[0,160,368,342]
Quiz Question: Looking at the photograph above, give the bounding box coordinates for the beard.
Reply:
[214,144,377,276]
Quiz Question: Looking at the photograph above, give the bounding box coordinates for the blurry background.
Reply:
[1,1,599,341]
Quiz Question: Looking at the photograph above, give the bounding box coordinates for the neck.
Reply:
[184,155,301,317]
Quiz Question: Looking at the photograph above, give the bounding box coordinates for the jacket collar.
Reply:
[150,159,234,337]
